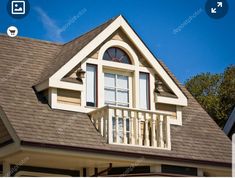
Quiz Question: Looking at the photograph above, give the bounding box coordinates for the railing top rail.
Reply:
[89,105,172,117]
[88,105,109,115]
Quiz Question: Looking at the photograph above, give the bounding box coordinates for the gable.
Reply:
[35,15,187,107]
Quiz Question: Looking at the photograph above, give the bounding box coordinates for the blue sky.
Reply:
[0,0,234,83]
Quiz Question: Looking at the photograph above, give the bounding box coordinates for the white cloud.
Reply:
[34,7,63,42]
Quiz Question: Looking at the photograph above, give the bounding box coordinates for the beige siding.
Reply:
[156,103,176,116]
[57,89,81,106]
[0,119,11,144]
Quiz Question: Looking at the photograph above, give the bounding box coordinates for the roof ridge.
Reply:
[0,33,63,46]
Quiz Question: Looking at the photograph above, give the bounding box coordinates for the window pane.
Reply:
[116,48,124,60]
[118,117,123,143]
[104,73,129,107]
[86,64,96,106]
[126,118,130,131]
[112,117,116,142]
[105,88,115,104]
[117,75,128,89]
[103,52,110,61]
[103,47,131,64]
[139,73,149,109]
[117,90,128,104]
[104,73,115,87]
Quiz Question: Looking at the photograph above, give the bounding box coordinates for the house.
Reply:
[224,107,235,139]
[0,15,232,177]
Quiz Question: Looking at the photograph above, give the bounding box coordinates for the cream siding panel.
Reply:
[156,103,176,116]
[57,89,81,106]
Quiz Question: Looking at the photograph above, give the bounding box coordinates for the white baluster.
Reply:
[103,110,107,139]
[138,112,143,146]
[107,108,113,144]
[159,115,164,148]
[115,109,119,143]
[100,111,104,136]
[151,114,157,147]
[135,112,138,145]
[165,116,171,149]
[123,110,127,144]
[144,113,150,146]
[130,111,135,145]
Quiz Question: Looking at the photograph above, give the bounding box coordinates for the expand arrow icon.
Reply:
[211,8,217,13]
[217,2,223,7]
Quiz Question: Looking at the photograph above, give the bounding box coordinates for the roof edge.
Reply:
[0,34,63,46]
[21,141,231,168]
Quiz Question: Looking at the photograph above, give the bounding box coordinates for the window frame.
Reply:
[86,63,98,107]
[103,47,132,64]
[104,72,130,107]
[139,72,151,110]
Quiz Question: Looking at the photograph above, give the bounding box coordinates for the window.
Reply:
[86,64,97,107]
[161,165,197,176]
[139,72,150,110]
[103,47,131,64]
[108,166,150,175]
[104,73,129,107]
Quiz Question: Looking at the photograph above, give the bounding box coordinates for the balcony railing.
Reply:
[89,105,171,149]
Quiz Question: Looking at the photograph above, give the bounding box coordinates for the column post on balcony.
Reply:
[123,110,127,144]
[130,111,135,145]
[100,111,104,136]
[138,112,142,146]
[159,114,164,148]
[115,109,119,143]
[151,113,157,147]
[144,113,150,146]
[103,109,107,139]
[107,107,113,144]
[166,116,171,149]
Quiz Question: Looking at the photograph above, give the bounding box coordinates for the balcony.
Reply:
[89,105,171,149]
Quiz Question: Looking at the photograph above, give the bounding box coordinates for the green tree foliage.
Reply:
[185,65,235,128]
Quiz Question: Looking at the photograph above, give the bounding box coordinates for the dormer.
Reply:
[34,15,187,150]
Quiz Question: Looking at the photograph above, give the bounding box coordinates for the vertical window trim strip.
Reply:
[139,72,150,110]
[86,63,98,107]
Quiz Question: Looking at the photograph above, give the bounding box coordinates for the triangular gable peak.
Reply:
[35,16,187,126]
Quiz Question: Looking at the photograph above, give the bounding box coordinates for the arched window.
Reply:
[103,47,131,64]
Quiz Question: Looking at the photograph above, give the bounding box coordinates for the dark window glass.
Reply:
[103,47,131,64]
[161,165,197,176]
[108,166,150,175]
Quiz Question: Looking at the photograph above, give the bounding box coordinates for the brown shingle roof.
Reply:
[37,16,117,84]
[0,17,231,167]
